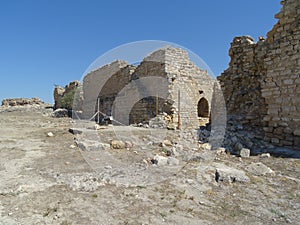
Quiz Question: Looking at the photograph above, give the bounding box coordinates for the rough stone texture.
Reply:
[83,46,215,129]
[215,164,250,183]
[82,60,129,119]
[54,80,82,110]
[239,148,251,158]
[2,97,44,106]
[52,108,69,118]
[246,162,274,176]
[218,0,300,149]
[110,140,126,149]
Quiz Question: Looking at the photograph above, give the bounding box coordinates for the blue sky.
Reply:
[0,0,281,103]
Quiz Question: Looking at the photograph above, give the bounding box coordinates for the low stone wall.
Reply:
[2,98,44,106]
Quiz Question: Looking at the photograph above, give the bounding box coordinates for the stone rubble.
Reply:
[1,97,44,106]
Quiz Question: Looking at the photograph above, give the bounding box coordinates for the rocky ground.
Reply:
[0,104,299,225]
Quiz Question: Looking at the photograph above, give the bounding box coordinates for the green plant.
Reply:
[60,88,76,110]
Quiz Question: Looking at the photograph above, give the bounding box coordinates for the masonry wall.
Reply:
[262,0,300,147]
[164,47,215,129]
[97,65,135,121]
[85,46,215,128]
[218,0,300,148]
[82,60,129,119]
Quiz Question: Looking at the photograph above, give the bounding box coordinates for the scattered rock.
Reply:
[160,139,172,147]
[76,140,110,151]
[124,141,133,149]
[94,124,101,130]
[68,128,83,135]
[216,147,226,155]
[111,140,126,149]
[260,153,271,158]
[201,143,212,150]
[47,132,54,137]
[167,124,176,130]
[152,155,168,166]
[167,157,179,166]
[246,162,274,176]
[52,108,69,118]
[215,165,250,183]
[239,148,250,158]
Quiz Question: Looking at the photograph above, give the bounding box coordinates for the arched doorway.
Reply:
[198,97,209,117]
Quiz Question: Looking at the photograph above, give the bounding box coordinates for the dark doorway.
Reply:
[198,97,209,117]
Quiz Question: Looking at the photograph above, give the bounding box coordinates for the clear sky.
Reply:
[0,0,281,103]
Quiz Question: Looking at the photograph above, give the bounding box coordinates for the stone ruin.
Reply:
[82,46,216,130]
[53,0,299,150]
[1,97,44,106]
[54,80,83,110]
[218,0,300,149]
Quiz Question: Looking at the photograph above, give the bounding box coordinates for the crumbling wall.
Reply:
[218,36,268,137]
[218,0,300,149]
[54,80,82,110]
[262,0,300,147]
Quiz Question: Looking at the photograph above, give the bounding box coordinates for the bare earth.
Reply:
[0,106,299,225]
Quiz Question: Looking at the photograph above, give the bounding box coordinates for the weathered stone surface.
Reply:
[246,162,274,176]
[52,108,69,118]
[260,153,271,158]
[160,139,172,147]
[2,98,44,106]
[47,132,54,137]
[218,0,300,149]
[215,165,250,183]
[153,155,168,166]
[68,128,83,135]
[76,140,110,151]
[167,157,179,166]
[239,148,251,158]
[110,140,126,149]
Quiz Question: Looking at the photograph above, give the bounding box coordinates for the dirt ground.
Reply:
[0,105,299,225]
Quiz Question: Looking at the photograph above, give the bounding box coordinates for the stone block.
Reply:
[239,148,251,158]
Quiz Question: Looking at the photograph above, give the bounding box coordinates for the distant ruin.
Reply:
[218,0,300,149]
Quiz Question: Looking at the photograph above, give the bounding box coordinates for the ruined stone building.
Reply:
[82,46,215,129]
[218,0,300,149]
[54,0,299,150]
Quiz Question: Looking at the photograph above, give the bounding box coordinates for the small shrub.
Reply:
[60,88,76,110]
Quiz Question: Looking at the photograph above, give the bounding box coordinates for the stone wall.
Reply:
[82,60,129,119]
[53,80,82,110]
[164,47,215,129]
[218,0,300,149]
[97,65,135,121]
